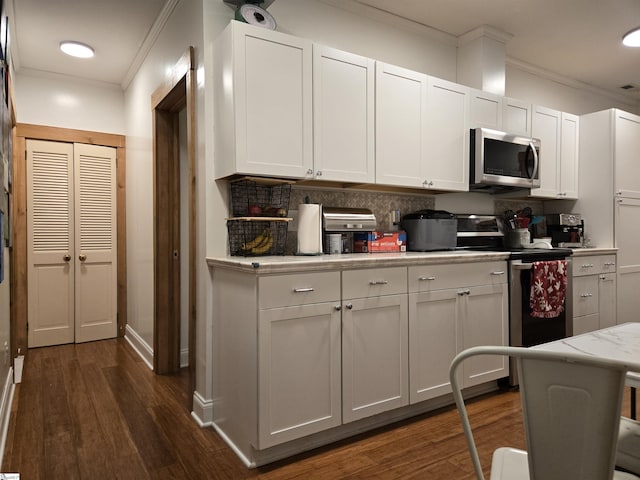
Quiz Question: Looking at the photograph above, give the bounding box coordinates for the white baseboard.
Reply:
[191,390,213,427]
[0,366,15,466]
[124,325,154,371]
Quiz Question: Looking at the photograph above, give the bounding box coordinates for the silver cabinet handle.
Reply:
[315,170,322,177]
[293,287,314,293]
[580,264,594,269]
[491,271,505,276]
[334,305,342,311]
[346,303,353,310]
[345,224,363,229]
[580,293,594,298]
[603,262,615,266]
[419,276,436,281]
[457,288,470,296]
[306,168,313,175]
[369,280,389,285]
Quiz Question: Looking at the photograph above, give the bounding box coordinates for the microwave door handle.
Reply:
[529,141,539,182]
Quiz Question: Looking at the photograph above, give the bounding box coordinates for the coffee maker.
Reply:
[545,213,584,247]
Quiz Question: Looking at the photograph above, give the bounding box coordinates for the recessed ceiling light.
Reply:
[59,41,95,58]
[622,27,640,47]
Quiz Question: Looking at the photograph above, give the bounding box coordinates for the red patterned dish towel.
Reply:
[530,260,568,318]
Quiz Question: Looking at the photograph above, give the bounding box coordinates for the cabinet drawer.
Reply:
[342,267,407,299]
[573,275,598,317]
[259,271,340,309]
[573,254,616,276]
[408,261,507,293]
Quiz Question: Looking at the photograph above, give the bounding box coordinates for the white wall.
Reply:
[13,71,125,133]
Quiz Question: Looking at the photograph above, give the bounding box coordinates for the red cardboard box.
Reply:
[354,231,407,253]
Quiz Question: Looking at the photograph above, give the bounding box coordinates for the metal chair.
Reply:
[450,345,640,480]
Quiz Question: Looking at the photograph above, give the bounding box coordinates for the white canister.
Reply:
[325,233,342,254]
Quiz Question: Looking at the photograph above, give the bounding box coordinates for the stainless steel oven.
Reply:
[508,250,573,385]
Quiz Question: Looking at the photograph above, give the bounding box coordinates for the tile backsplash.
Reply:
[281,186,544,255]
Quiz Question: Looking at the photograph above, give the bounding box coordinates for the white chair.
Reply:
[449,345,640,480]
[618,416,640,475]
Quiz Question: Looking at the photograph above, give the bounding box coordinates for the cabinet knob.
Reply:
[306,168,313,176]
[334,305,342,311]
[346,303,353,310]
[316,170,322,177]
[79,254,87,262]
[457,288,470,296]
[63,254,71,262]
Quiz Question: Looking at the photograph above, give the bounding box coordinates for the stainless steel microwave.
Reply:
[469,128,541,190]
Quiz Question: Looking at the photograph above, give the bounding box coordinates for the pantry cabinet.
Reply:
[312,46,375,182]
[407,262,508,403]
[213,20,313,179]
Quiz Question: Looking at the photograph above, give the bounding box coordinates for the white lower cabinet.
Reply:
[257,271,342,448]
[572,253,617,335]
[408,262,509,403]
[342,267,409,423]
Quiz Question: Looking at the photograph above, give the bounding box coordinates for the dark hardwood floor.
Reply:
[1,338,633,479]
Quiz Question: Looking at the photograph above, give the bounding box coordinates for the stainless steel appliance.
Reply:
[322,207,376,253]
[469,128,541,191]
[401,210,457,251]
[456,214,573,385]
[546,213,584,247]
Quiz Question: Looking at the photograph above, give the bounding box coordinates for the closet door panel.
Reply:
[74,143,117,343]
[27,140,75,347]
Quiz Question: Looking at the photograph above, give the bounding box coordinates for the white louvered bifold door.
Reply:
[73,143,117,343]
[27,140,75,347]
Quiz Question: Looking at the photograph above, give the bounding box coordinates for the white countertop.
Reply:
[206,250,510,274]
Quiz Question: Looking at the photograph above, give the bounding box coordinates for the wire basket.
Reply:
[229,179,292,217]
[227,219,289,256]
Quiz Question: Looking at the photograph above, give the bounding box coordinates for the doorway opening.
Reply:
[152,47,197,409]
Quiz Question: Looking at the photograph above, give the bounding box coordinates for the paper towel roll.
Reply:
[297,204,323,255]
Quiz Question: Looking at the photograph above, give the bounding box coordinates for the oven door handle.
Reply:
[512,262,533,270]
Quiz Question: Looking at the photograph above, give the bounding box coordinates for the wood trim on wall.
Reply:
[11,124,127,356]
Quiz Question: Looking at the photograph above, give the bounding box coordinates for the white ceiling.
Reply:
[7,0,640,101]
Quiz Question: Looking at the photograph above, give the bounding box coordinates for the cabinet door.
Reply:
[614,110,640,199]
[598,273,617,329]
[408,289,458,403]
[424,77,469,191]
[573,275,598,318]
[559,112,579,199]
[615,198,640,325]
[469,89,502,130]
[375,62,427,188]
[461,283,509,388]
[530,105,561,198]
[313,46,375,182]
[503,97,532,137]
[233,22,313,178]
[258,302,341,448]
[342,294,409,423]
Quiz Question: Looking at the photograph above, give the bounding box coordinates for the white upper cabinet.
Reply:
[424,76,469,191]
[503,97,532,137]
[469,89,503,130]
[375,62,428,188]
[214,21,313,179]
[530,105,561,198]
[376,62,469,191]
[530,106,580,199]
[559,112,579,199]
[312,46,375,183]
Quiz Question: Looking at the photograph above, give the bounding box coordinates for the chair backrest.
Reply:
[450,345,638,480]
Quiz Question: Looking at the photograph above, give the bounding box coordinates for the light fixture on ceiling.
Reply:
[59,41,95,58]
[622,27,640,47]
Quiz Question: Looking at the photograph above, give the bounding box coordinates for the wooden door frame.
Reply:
[151,47,197,380]
[11,124,126,356]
